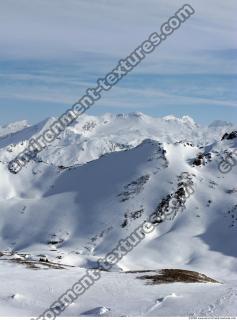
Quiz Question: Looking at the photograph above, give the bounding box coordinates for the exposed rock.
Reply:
[221,131,237,140]
[136,269,219,284]
[118,175,150,202]
[121,208,144,228]
[192,152,211,167]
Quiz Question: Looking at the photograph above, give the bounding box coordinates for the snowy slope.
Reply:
[0,113,236,317]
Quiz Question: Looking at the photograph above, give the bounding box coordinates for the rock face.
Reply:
[221,131,237,140]
[137,269,219,284]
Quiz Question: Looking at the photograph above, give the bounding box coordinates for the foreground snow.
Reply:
[0,260,237,317]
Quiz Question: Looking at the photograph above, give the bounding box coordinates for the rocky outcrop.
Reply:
[221,131,237,140]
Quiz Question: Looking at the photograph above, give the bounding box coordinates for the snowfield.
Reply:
[0,113,236,317]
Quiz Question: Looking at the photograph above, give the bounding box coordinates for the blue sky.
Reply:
[0,0,237,126]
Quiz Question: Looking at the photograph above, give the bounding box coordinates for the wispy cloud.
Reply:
[0,0,236,125]
[0,0,236,62]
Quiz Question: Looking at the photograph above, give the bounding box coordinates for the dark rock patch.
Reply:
[136,269,219,284]
[221,131,237,140]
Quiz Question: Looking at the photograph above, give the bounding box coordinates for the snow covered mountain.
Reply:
[1,112,236,168]
[0,113,236,317]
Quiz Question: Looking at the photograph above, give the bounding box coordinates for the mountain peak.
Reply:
[0,120,30,137]
[1,120,29,130]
